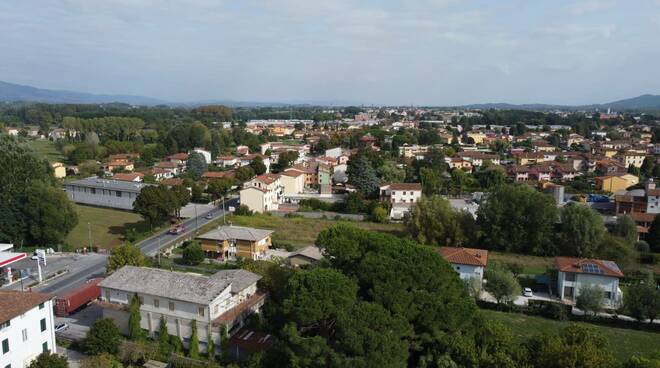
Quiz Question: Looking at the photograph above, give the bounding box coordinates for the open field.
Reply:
[27,139,64,162]
[204,214,405,249]
[489,251,555,275]
[481,309,660,362]
[65,204,152,249]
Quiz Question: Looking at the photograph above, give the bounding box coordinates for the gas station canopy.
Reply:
[0,252,27,268]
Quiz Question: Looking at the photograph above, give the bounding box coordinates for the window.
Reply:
[138,296,144,305]
[91,188,96,194]
[604,291,612,300]
[21,329,27,342]
[40,318,46,332]
[105,290,111,301]
[169,302,175,311]
[5,364,10,368]
[116,191,122,197]
[39,303,44,310]
[0,320,9,330]
[154,298,160,308]
[213,305,219,315]
[42,342,48,353]
[2,338,8,354]
[565,273,576,282]
[199,307,205,317]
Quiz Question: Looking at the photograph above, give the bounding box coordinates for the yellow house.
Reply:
[51,162,66,179]
[196,225,273,261]
[595,174,639,193]
[466,132,487,144]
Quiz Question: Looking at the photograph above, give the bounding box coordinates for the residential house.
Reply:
[104,159,135,173]
[98,266,264,353]
[616,152,645,168]
[112,172,144,182]
[3,127,19,136]
[280,170,305,196]
[379,183,422,220]
[466,131,487,144]
[215,156,238,168]
[147,167,174,181]
[555,257,624,308]
[64,177,152,210]
[507,165,530,182]
[399,144,429,159]
[0,291,56,368]
[196,225,273,261]
[513,152,545,165]
[154,161,182,176]
[448,157,473,172]
[286,246,324,268]
[239,173,282,213]
[236,146,249,156]
[438,247,488,286]
[166,153,189,166]
[457,151,500,167]
[595,174,639,193]
[532,140,556,152]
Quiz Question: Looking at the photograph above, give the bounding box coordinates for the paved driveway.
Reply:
[55,303,103,341]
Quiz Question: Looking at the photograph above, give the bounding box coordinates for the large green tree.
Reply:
[559,204,605,257]
[128,293,144,340]
[524,324,614,368]
[405,195,472,247]
[82,318,121,355]
[477,184,559,255]
[107,242,148,272]
[0,136,78,246]
[133,186,178,225]
[646,215,660,252]
[484,265,521,305]
[186,152,208,180]
[624,275,660,324]
[346,154,380,197]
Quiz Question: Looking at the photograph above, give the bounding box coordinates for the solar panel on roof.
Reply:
[581,263,603,274]
[602,260,620,274]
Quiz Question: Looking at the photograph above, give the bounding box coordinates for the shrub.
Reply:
[181,241,205,266]
[527,299,570,320]
[371,206,389,223]
[234,204,253,216]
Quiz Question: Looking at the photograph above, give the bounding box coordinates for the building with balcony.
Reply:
[555,257,624,308]
[196,225,273,261]
[98,266,264,354]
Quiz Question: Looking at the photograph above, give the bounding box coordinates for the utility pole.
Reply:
[87,222,92,250]
[222,195,226,225]
[194,203,198,234]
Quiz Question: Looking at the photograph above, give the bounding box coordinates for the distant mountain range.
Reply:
[1,80,660,111]
[0,80,167,106]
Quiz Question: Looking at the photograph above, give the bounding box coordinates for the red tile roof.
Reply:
[385,183,422,191]
[555,257,624,278]
[254,173,280,185]
[112,173,144,181]
[0,290,53,324]
[281,169,305,178]
[438,247,488,267]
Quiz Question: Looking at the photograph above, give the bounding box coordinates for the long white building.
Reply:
[0,291,57,368]
[98,266,264,354]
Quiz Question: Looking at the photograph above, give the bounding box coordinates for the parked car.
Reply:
[523,287,533,297]
[54,323,69,333]
[205,213,214,220]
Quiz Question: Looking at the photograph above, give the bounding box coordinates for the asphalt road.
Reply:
[32,197,239,296]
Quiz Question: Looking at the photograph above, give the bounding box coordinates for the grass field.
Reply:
[27,139,64,162]
[489,251,555,275]
[204,214,405,249]
[65,204,152,250]
[481,309,660,362]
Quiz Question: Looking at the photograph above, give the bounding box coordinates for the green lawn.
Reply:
[27,139,64,162]
[65,204,152,250]
[481,309,660,362]
[203,214,405,249]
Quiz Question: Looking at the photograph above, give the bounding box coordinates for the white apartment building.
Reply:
[279,170,305,196]
[240,173,283,213]
[0,291,57,368]
[99,266,264,354]
[555,257,624,308]
[379,183,422,220]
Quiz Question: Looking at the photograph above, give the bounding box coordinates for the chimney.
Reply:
[646,178,656,192]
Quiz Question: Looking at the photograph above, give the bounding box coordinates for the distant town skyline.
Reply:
[1,0,659,106]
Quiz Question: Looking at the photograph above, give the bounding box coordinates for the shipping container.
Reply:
[54,278,103,316]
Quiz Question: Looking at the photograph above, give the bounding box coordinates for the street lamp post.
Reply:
[87,222,92,250]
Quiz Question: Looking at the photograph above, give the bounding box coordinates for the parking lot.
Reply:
[55,303,103,341]
[6,252,106,292]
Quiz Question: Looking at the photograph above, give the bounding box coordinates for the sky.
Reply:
[1,0,660,106]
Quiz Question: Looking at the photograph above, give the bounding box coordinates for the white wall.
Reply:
[0,300,56,368]
[558,272,621,307]
[451,263,484,283]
